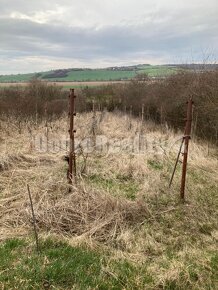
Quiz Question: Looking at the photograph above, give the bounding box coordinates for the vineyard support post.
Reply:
[180,98,193,200]
[68,89,76,184]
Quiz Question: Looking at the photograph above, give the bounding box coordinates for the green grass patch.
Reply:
[0,238,153,290]
[147,159,164,170]
[88,173,139,200]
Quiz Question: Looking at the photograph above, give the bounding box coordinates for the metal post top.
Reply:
[186,98,194,104]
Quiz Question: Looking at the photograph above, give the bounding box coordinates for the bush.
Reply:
[1,71,218,144]
[81,71,218,144]
[0,79,68,121]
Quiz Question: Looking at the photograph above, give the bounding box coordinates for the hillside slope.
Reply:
[0,65,178,83]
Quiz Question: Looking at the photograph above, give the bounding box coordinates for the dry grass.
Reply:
[1,182,148,242]
[0,111,217,238]
[0,111,218,289]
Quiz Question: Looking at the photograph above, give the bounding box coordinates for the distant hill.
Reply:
[0,64,179,83]
[1,63,217,83]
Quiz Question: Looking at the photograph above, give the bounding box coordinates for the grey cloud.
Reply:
[0,17,217,59]
[0,0,218,73]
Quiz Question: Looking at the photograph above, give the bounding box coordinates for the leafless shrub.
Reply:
[82,71,218,144]
[1,184,148,242]
[1,71,218,143]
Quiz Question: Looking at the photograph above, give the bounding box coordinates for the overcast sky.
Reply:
[0,0,217,74]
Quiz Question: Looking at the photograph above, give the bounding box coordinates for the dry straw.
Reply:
[0,182,148,242]
[0,111,217,243]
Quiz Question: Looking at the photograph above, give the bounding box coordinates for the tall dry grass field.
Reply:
[0,111,217,289]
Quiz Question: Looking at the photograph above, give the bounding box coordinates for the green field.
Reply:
[0,73,36,83]
[48,69,135,81]
[0,65,178,83]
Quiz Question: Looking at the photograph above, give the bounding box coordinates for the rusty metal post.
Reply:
[180,98,193,200]
[68,89,76,184]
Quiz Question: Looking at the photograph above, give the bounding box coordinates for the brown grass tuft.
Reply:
[1,184,148,242]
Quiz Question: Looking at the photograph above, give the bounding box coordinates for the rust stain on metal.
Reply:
[180,98,193,200]
[68,88,76,184]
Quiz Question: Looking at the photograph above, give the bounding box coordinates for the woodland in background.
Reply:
[0,70,218,144]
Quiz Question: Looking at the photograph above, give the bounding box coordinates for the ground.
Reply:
[0,112,217,289]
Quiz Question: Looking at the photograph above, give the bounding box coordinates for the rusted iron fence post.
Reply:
[180,98,193,200]
[68,89,76,184]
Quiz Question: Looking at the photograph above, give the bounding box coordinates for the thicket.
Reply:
[81,71,218,143]
[0,71,217,143]
[0,79,68,121]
